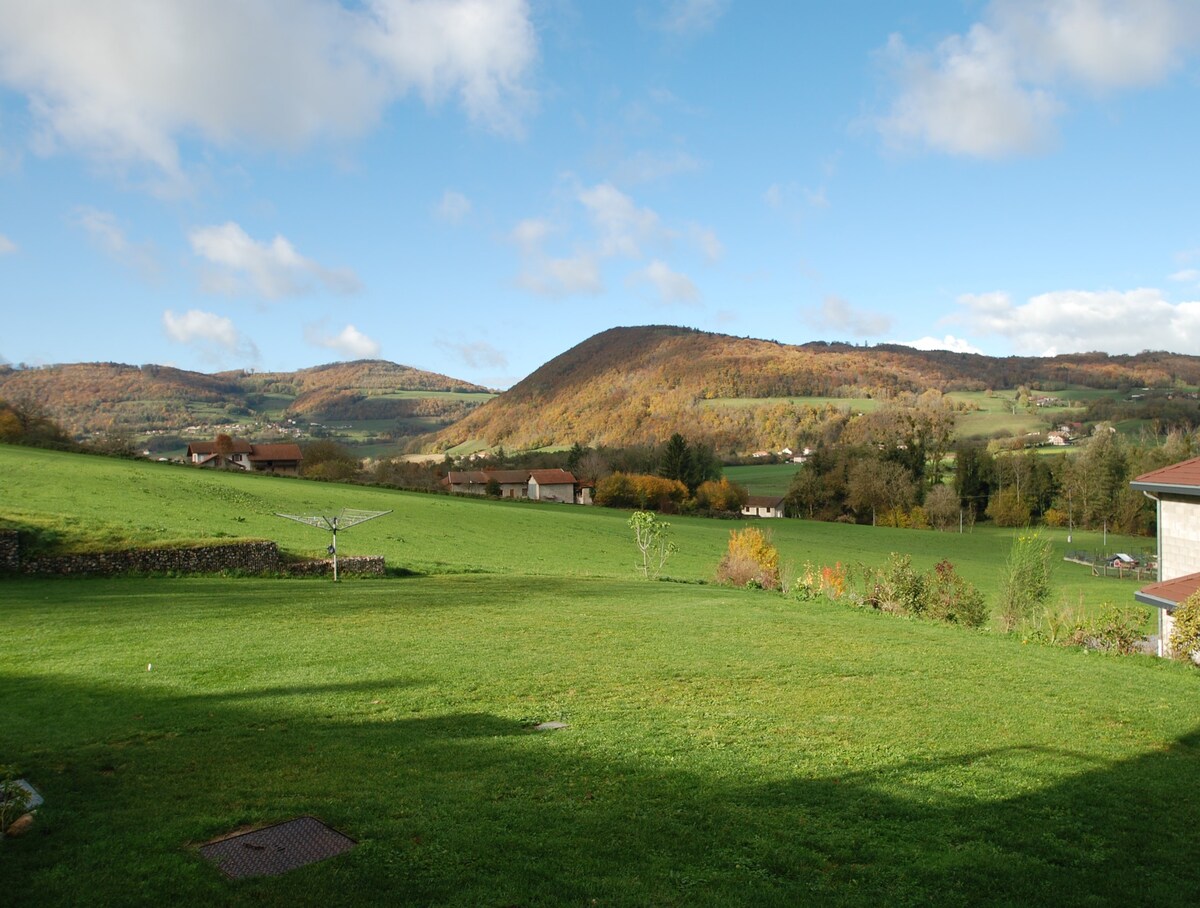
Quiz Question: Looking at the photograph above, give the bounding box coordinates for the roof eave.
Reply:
[1134,591,1177,611]
[1129,481,1200,498]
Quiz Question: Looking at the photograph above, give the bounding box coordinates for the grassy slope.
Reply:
[0,445,1148,614]
[3,443,1191,904]
[725,463,802,496]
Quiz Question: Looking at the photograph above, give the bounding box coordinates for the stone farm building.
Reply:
[186,439,303,476]
[1131,457,1200,656]
[443,469,590,504]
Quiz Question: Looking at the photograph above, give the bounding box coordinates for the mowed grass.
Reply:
[4,574,1200,906]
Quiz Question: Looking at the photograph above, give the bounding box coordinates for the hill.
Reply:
[0,359,492,439]
[428,325,1200,451]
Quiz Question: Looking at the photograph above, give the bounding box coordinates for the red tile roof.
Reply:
[1136,572,1200,610]
[188,439,253,455]
[529,469,576,484]
[1131,456,1200,495]
[247,444,303,462]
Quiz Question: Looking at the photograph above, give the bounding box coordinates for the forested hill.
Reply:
[427,325,1200,451]
[0,359,491,436]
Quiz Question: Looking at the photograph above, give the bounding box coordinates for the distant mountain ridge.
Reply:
[0,359,491,436]
[427,325,1200,451]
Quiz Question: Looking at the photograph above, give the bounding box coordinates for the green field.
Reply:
[725,462,802,496]
[5,444,1197,905]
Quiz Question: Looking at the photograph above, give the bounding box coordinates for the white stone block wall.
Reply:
[1160,497,1200,580]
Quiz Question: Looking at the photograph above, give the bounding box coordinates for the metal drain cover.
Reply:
[199,816,356,879]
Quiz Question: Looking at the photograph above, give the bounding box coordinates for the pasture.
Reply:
[724,462,801,497]
[3,444,1192,905]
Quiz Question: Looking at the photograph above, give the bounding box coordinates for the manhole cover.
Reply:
[199,816,356,879]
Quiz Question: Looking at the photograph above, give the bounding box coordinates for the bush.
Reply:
[716,527,780,590]
[0,765,31,835]
[998,531,1052,632]
[1067,607,1146,655]
[694,477,748,513]
[1169,592,1200,663]
[864,553,926,615]
[925,560,988,628]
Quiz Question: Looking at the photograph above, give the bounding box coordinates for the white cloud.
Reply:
[688,224,723,262]
[435,190,472,224]
[0,233,15,254]
[892,335,984,355]
[877,0,1200,157]
[957,287,1200,354]
[816,295,891,337]
[613,149,701,185]
[578,182,661,258]
[436,339,508,369]
[189,221,361,299]
[70,206,157,276]
[305,323,381,359]
[518,253,603,297]
[510,218,552,253]
[0,0,537,186]
[659,0,728,35]
[1170,269,1200,283]
[633,259,700,305]
[162,308,259,362]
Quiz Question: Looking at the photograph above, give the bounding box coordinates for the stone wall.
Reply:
[0,529,19,574]
[9,536,384,578]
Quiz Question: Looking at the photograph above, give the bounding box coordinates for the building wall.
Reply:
[1159,496,1200,581]
[531,481,573,502]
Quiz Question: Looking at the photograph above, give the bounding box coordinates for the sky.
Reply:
[3,0,1200,389]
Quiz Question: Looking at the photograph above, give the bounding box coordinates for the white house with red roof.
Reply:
[1130,457,1200,656]
[186,439,303,475]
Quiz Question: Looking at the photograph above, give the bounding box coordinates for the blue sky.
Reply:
[3,0,1200,389]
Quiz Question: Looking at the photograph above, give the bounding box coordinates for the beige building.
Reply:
[1131,458,1200,656]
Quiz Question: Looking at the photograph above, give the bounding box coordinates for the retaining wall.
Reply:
[0,529,19,573]
[7,535,383,578]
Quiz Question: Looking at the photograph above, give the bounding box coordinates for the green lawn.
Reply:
[3,574,1200,906]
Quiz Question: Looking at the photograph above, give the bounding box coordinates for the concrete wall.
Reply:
[1159,496,1200,581]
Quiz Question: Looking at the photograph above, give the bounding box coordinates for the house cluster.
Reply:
[186,439,304,476]
[443,469,591,504]
[750,447,813,463]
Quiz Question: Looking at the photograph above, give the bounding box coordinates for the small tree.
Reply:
[716,526,780,589]
[998,530,1052,632]
[1169,592,1200,664]
[628,510,676,579]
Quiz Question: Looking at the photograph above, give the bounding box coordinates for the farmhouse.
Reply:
[1131,457,1200,656]
[742,495,785,518]
[443,469,585,503]
[187,439,303,475]
[528,469,576,502]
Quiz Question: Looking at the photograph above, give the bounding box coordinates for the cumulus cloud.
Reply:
[892,335,984,355]
[688,224,723,262]
[578,183,662,258]
[435,338,508,369]
[189,221,361,299]
[659,0,728,35]
[0,0,537,186]
[70,206,158,276]
[305,323,381,359]
[957,287,1200,354]
[816,295,891,337]
[517,253,603,297]
[163,308,259,362]
[877,0,1200,157]
[633,259,700,305]
[0,233,15,254]
[435,190,472,224]
[1170,269,1200,283]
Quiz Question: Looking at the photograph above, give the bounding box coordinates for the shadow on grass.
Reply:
[4,672,1199,906]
